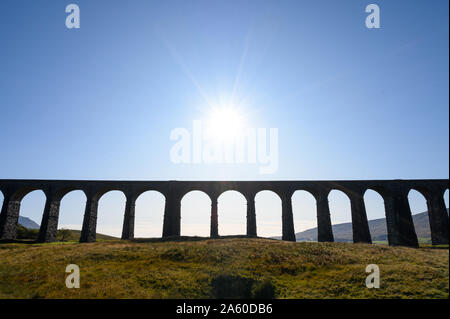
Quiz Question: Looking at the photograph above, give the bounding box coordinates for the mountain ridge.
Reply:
[289,209,449,243]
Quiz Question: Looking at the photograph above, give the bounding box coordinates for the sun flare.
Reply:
[205,106,245,142]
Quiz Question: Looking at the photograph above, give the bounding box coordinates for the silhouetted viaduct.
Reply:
[0,179,448,247]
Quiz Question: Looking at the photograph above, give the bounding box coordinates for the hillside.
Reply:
[294,209,449,243]
[0,238,447,299]
[15,216,116,241]
[55,229,118,241]
[15,225,117,242]
[18,216,40,229]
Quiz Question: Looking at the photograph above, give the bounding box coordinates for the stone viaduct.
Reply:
[0,179,448,247]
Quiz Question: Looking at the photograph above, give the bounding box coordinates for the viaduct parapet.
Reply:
[0,179,448,247]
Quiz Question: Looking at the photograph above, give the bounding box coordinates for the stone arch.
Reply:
[18,189,47,239]
[135,190,166,238]
[363,189,386,243]
[0,190,3,216]
[58,190,87,237]
[255,190,282,238]
[444,189,449,210]
[0,189,4,237]
[180,190,211,236]
[328,189,352,242]
[10,186,46,202]
[407,189,430,243]
[92,187,127,202]
[52,187,88,202]
[96,190,127,238]
[217,190,247,236]
[408,188,428,214]
[291,190,317,241]
[178,186,214,203]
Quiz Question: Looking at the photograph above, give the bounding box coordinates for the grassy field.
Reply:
[0,238,448,299]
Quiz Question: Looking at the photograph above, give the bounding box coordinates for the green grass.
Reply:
[0,238,448,299]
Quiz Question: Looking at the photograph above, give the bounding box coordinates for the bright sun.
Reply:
[205,106,245,142]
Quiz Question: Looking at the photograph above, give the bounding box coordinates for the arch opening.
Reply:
[291,190,317,242]
[97,190,126,239]
[364,189,386,244]
[0,190,3,213]
[255,190,282,238]
[328,190,352,242]
[217,190,246,236]
[444,189,449,213]
[17,190,46,240]
[407,189,430,244]
[135,191,165,238]
[58,190,87,241]
[181,191,211,237]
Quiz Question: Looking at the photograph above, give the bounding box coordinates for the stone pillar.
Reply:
[0,196,21,240]
[349,193,372,244]
[162,197,171,237]
[383,192,418,248]
[426,193,449,245]
[121,198,136,240]
[246,196,257,237]
[79,196,99,243]
[37,198,61,243]
[162,193,181,237]
[316,193,334,242]
[173,199,181,236]
[281,194,296,242]
[383,195,399,246]
[210,196,218,238]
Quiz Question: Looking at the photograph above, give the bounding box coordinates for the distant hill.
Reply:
[15,224,117,241]
[56,229,117,241]
[18,216,40,229]
[292,209,449,243]
[15,216,117,241]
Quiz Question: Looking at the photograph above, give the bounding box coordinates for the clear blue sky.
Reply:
[0,1,448,237]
